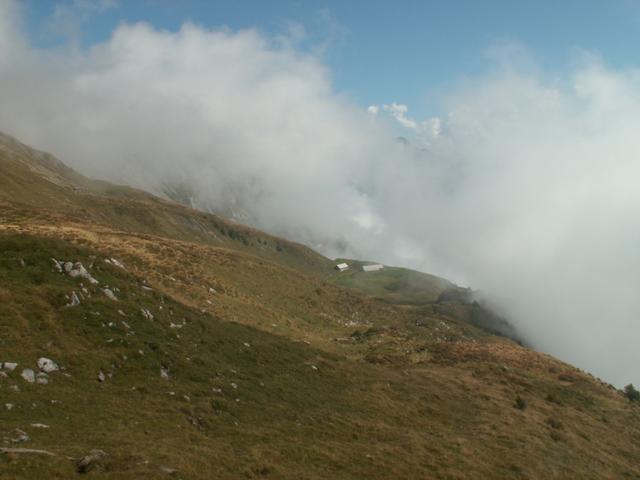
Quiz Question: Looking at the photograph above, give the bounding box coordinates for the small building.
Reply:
[362,264,384,272]
[335,263,349,272]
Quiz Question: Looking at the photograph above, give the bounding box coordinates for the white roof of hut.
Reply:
[362,264,384,272]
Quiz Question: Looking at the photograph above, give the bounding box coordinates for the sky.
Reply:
[3,0,640,388]
[21,0,640,119]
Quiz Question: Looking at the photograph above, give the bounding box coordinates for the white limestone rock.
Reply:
[66,291,81,307]
[51,258,63,272]
[2,362,18,371]
[109,258,126,270]
[37,358,59,373]
[21,369,35,383]
[67,262,99,284]
[103,288,118,301]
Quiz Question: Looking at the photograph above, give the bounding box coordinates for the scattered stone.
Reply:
[9,385,20,392]
[230,382,238,390]
[30,423,49,429]
[117,310,126,316]
[121,321,131,330]
[21,369,35,383]
[160,368,170,380]
[2,362,18,371]
[97,371,106,383]
[51,258,63,272]
[66,291,81,308]
[76,449,108,474]
[19,258,26,267]
[243,342,251,348]
[103,288,118,301]
[5,403,14,410]
[109,258,126,270]
[311,365,319,371]
[159,466,178,474]
[13,429,29,443]
[38,357,59,373]
[141,309,154,321]
[36,373,49,385]
[0,447,55,456]
[67,262,99,284]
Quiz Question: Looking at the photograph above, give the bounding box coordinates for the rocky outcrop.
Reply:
[52,259,99,284]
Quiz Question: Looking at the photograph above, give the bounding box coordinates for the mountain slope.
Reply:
[0,132,331,276]
[1,133,639,479]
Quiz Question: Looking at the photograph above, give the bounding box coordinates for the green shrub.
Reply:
[623,384,640,403]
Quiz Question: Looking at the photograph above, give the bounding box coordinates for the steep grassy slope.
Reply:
[1,231,639,479]
[1,133,640,479]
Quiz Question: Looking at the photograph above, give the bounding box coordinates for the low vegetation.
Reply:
[624,383,640,403]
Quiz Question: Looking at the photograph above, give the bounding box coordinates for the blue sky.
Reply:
[22,0,640,119]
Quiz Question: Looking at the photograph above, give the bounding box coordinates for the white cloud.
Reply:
[0,0,25,66]
[382,102,418,129]
[1,5,640,386]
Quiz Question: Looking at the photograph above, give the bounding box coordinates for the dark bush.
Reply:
[623,384,640,403]
[546,417,563,430]
[514,395,527,410]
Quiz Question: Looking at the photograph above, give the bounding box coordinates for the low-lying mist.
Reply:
[1,0,639,386]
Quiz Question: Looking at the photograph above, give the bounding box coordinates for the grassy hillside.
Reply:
[328,258,455,304]
[1,133,640,479]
